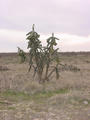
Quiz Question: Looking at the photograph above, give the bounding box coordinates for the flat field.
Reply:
[0,52,90,120]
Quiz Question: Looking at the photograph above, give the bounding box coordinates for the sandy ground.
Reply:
[0,52,90,120]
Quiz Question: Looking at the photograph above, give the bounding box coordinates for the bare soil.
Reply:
[0,52,90,120]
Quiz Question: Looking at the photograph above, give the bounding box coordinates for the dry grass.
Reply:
[0,52,90,120]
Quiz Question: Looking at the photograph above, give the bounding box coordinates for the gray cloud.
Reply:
[0,0,90,35]
[0,0,90,52]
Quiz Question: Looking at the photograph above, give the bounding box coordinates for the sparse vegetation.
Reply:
[0,45,90,120]
[0,65,9,71]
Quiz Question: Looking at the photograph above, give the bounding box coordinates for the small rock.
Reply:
[83,101,88,105]
[33,118,39,120]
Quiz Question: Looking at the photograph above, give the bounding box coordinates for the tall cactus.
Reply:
[26,25,60,83]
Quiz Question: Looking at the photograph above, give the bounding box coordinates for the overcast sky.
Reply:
[0,0,90,52]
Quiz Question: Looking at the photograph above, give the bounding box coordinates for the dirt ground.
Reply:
[0,52,90,120]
